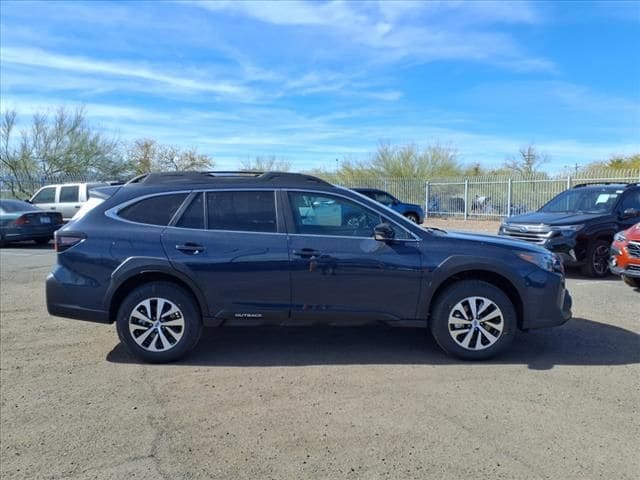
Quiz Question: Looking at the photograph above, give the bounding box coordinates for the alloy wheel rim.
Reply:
[448,296,504,351]
[593,245,609,275]
[128,298,185,352]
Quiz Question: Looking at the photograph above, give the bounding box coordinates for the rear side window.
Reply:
[207,191,276,232]
[59,186,79,202]
[118,193,188,226]
[176,193,204,229]
[32,187,56,204]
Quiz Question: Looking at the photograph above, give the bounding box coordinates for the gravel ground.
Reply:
[1,240,639,480]
[422,217,501,234]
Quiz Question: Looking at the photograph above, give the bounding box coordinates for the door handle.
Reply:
[74,205,81,208]
[293,248,320,259]
[176,243,206,255]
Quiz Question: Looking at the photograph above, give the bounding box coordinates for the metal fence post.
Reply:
[566,176,572,189]
[424,181,430,218]
[463,179,469,220]
[507,178,512,218]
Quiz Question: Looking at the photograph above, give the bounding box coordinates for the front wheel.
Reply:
[622,275,640,288]
[404,213,419,223]
[116,282,202,363]
[581,239,611,278]
[429,280,516,360]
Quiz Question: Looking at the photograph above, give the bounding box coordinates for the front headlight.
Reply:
[551,224,584,234]
[614,231,627,242]
[518,251,562,272]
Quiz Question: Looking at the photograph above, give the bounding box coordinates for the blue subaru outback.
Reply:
[47,172,572,363]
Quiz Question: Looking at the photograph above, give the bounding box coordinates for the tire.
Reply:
[116,282,203,363]
[580,239,611,278]
[404,213,419,223]
[429,280,517,360]
[34,237,52,245]
[622,275,640,288]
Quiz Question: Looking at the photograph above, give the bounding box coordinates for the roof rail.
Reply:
[125,171,332,187]
[572,182,638,188]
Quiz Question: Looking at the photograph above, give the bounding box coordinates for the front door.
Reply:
[162,190,290,324]
[284,191,423,324]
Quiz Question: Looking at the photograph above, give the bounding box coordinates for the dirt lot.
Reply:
[1,235,639,480]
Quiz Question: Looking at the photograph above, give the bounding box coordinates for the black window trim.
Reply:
[113,188,283,234]
[284,188,421,241]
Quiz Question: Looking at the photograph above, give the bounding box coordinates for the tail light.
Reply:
[54,232,86,252]
[13,215,30,226]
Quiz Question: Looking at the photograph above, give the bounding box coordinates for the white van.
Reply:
[30,183,107,221]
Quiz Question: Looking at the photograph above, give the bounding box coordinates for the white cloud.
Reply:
[0,46,250,97]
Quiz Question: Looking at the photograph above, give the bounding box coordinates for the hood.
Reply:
[625,222,640,240]
[444,230,548,254]
[505,211,609,226]
[402,202,423,211]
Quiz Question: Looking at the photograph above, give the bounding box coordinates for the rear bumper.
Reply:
[1,225,60,242]
[520,271,572,330]
[46,271,110,323]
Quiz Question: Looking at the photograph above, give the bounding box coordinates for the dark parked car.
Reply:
[0,199,63,246]
[499,183,640,277]
[47,172,571,363]
[352,188,424,223]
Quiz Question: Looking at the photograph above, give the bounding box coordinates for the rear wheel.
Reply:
[429,280,516,360]
[622,275,640,288]
[404,213,419,223]
[116,282,202,363]
[581,239,611,278]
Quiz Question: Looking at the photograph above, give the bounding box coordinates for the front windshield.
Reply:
[540,189,621,214]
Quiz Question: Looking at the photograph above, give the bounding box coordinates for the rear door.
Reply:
[616,188,640,230]
[284,190,423,324]
[57,185,82,220]
[161,190,291,324]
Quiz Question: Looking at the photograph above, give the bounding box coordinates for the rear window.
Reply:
[0,200,40,213]
[118,193,188,226]
[207,191,276,232]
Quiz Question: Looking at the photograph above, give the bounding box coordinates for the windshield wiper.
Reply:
[424,226,447,234]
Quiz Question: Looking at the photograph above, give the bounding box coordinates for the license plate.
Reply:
[40,217,51,224]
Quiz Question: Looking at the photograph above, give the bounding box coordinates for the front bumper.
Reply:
[610,264,640,278]
[520,270,572,330]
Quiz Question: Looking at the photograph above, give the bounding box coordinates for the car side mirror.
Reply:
[392,199,399,206]
[621,208,640,219]
[374,223,395,242]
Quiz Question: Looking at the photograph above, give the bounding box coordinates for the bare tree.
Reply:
[126,139,214,176]
[239,156,290,172]
[503,145,548,177]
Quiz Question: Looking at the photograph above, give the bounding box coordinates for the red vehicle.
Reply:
[610,223,640,288]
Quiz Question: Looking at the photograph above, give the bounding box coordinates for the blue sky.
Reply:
[1,0,639,172]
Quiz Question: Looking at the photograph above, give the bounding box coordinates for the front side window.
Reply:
[288,192,410,239]
[373,192,396,206]
[118,193,188,226]
[59,186,79,203]
[207,191,276,232]
[32,187,55,204]
[619,190,640,212]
